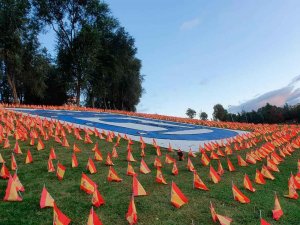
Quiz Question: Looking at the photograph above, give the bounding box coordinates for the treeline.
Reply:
[0,0,143,111]
[214,103,300,124]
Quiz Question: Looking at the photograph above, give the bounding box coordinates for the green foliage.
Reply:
[213,104,228,121]
[199,111,208,120]
[186,108,196,119]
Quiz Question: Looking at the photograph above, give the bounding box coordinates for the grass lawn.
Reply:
[0,117,299,225]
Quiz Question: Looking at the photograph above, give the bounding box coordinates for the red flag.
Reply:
[40,186,54,208]
[126,196,138,225]
[87,207,103,225]
[193,171,209,191]
[53,202,71,225]
[25,149,33,164]
[0,163,10,179]
[3,175,22,201]
[232,183,250,203]
[80,173,97,194]
[243,174,255,192]
[92,189,105,207]
[170,181,188,208]
[72,153,78,168]
[132,175,147,196]
[209,165,221,183]
[272,193,283,220]
[56,163,66,180]
[87,158,97,174]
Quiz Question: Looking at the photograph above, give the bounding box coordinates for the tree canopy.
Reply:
[0,0,143,111]
[186,108,196,119]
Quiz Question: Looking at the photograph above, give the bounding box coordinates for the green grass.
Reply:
[0,129,299,225]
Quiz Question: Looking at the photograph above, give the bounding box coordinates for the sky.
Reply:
[39,0,300,119]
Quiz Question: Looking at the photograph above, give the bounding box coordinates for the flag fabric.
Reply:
[172,161,179,175]
[80,173,97,194]
[193,171,209,191]
[210,202,218,222]
[3,175,22,201]
[132,175,147,196]
[243,174,255,192]
[53,202,71,225]
[140,159,151,174]
[40,186,54,208]
[48,159,55,172]
[94,149,103,161]
[73,143,81,153]
[156,168,167,184]
[126,196,138,225]
[170,181,188,208]
[154,157,162,168]
[272,193,283,220]
[165,154,174,164]
[56,163,66,180]
[37,138,45,150]
[232,183,250,203]
[227,158,235,172]
[127,162,136,176]
[216,214,233,225]
[237,155,248,167]
[25,149,33,164]
[112,147,118,158]
[260,218,271,225]
[92,189,105,207]
[87,158,97,174]
[0,153,5,163]
[210,165,221,183]
[217,160,224,176]
[107,166,122,182]
[13,141,22,154]
[255,169,266,184]
[187,157,195,172]
[87,207,103,225]
[201,152,210,166]
[261,165,275,180]
[105,153,114,166]
[0,163,10,179]
[13,173,24,192]
[49,147,57,160]
[72,153,78,168]
[11,153,17,171]
[127,151,136,162]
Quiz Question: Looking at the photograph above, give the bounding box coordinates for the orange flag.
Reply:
[237,155,248,167]
[40,185,54,208]
[53,202,71,225]
[261,165,275,180]
[210,201,218,222]
[25,149,33,164]
[3,138,10,148]
[172,161,179,175]
[227,158,235,172]
[187,157,195,172]
[72,153,78,168]
[73,143,81,153]
[3,175,22,201]
[11,153,17,171]
[0,153,5,163]
[170,181,188,208]
[56,163,66,180]
[165,154,174,164]
[154,157,162,168]
[49,147,57,160]
[126,195,138,225]
[87,207,103,225]
[87,158,97,174]
[255,169,266,184]
[193,171,209,191]
[260,218,271,225]
[188,149,197,158]
[133,175,147,196]
[94,148,103,161]
[232,183,250,203]
[243,174,255,192]
[37,138,45,150]
[210,165,221,183]
[156,145,161,156]
[92,189,105,207]
[13,173,24,192]
[107,166,122,182]
[48,159,55,172]
[156,168,167,184]
[217,160,224,176]
[272,193,283,220]
[0,163,10,179]
[112,147,118,158]
[62,137,70,147]
[80,173,97,194]
[127,162,136,176]
[13,141,22,154]
[127,151,136,162]
[284,176,299,199]
[140,159,151,174]
[105,153,114,166]
[201,152,210,166]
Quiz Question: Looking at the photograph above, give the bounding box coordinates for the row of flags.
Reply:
[0,108,299,224]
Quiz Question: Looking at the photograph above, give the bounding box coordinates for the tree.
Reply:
[213,104,228,121]
[199,112,208,120]
[186,108,196,119]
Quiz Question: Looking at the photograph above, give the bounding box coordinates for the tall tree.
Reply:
[213,104,228,121]
[200,112,208,120]
[186,108,196,119]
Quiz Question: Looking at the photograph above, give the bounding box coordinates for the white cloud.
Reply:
[180,18,200,31]
[229,75,300,113]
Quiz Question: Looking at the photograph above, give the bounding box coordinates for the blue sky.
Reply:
[39,1,300,119]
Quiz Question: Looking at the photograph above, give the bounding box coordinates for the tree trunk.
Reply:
[6,71,19,104]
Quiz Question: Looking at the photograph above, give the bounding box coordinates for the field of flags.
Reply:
[0,106,299,225]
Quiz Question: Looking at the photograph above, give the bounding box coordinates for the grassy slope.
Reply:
[0,130,299,225]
